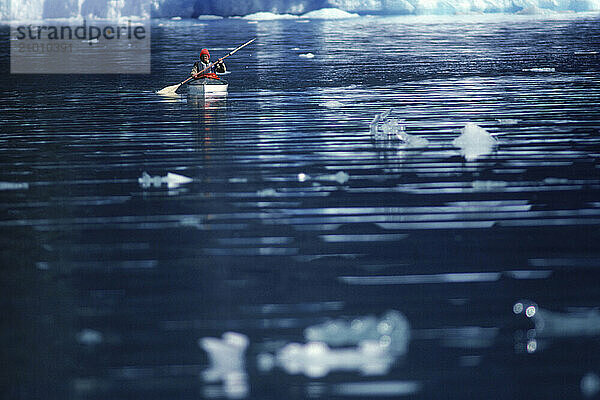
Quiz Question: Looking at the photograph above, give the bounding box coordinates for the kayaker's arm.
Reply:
[215,58,226,73]
[190,61,199,76]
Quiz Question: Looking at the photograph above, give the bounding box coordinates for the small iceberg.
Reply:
[197,15,224,20]
[370,108,428,148]
[138,171,193,189]
[0,181,29,191]
[304,310,410,354]
[522,67,555,72]
[258,310,410,378]
[243,12,298,20]
[271,340,395,377]
[322,100,344,108]
[453,123,497,161]
[582,372,600,398]
[496,118,519,125]
[199,332,249,398]
[76,329,103,346]
[299,52,315,58]
[318,171,350,184]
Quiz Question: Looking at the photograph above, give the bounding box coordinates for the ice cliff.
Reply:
[2,0,600,20]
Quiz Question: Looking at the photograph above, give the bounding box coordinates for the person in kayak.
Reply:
[191,48,226,79]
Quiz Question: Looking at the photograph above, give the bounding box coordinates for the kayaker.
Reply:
[191,48,226,79]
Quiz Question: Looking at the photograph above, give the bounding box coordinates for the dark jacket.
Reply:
[191,60,226,76]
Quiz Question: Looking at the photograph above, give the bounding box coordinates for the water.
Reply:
[2,13,600,399]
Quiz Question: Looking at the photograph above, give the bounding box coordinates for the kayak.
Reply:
[186,77,228,95]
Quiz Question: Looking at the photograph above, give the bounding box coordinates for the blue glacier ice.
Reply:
[2,0,600,20]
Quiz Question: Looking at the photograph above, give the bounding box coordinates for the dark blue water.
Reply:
[2,13,600,400]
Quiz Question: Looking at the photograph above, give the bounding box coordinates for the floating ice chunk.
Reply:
[332,381,422,397]
[171,16,182,20]
[496,118,519,125]
[522,67,555,72]
[514,300,600,337]
[197,15,223,20]
[165,172,193,187]
[77,329,103,346]
[453,123,497,161]
[318,171,350,184]
[322,100,344,108]
[299,52,315,58]
[0,181,29,190]
[275,340,394,377]
[243,12,298,19]
[370,113,381,137]
[297,173,309,182]
[199,332,249,398]
[471,180,508,191]
[138,171,193,189]
[257,188,278,197]
[582,372,600,398]
[370,108,428,148]
[304,310,410,354]
[228,177,248,183]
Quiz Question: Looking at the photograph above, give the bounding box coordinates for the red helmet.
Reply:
[200,48,210,57]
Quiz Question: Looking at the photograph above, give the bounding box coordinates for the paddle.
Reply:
[157,38,257,95]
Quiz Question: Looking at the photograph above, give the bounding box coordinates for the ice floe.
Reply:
[299,52,315,58]
[318,171,350,184]
[322,100,344,108]
[304,310,410,354]
[522,67,556,72]
[271,340,396,377]
[0,181,29,191]
[370,108,429,148]
[243,11,298,20]
[77,329,103,345]
[452,123,497,161]
[138,171,193,188]
[197,15,224,20]
[581,372,600,398]
[199,332,249,399]
[258,309,410,377]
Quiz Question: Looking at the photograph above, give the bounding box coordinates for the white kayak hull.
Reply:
[187,78,228,95]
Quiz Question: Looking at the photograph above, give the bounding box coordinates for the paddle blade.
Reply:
[157,83,180,95]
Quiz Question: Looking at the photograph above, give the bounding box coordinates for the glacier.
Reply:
[2,0,600,20]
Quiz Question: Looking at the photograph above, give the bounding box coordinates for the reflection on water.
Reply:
[1,14,600,400]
